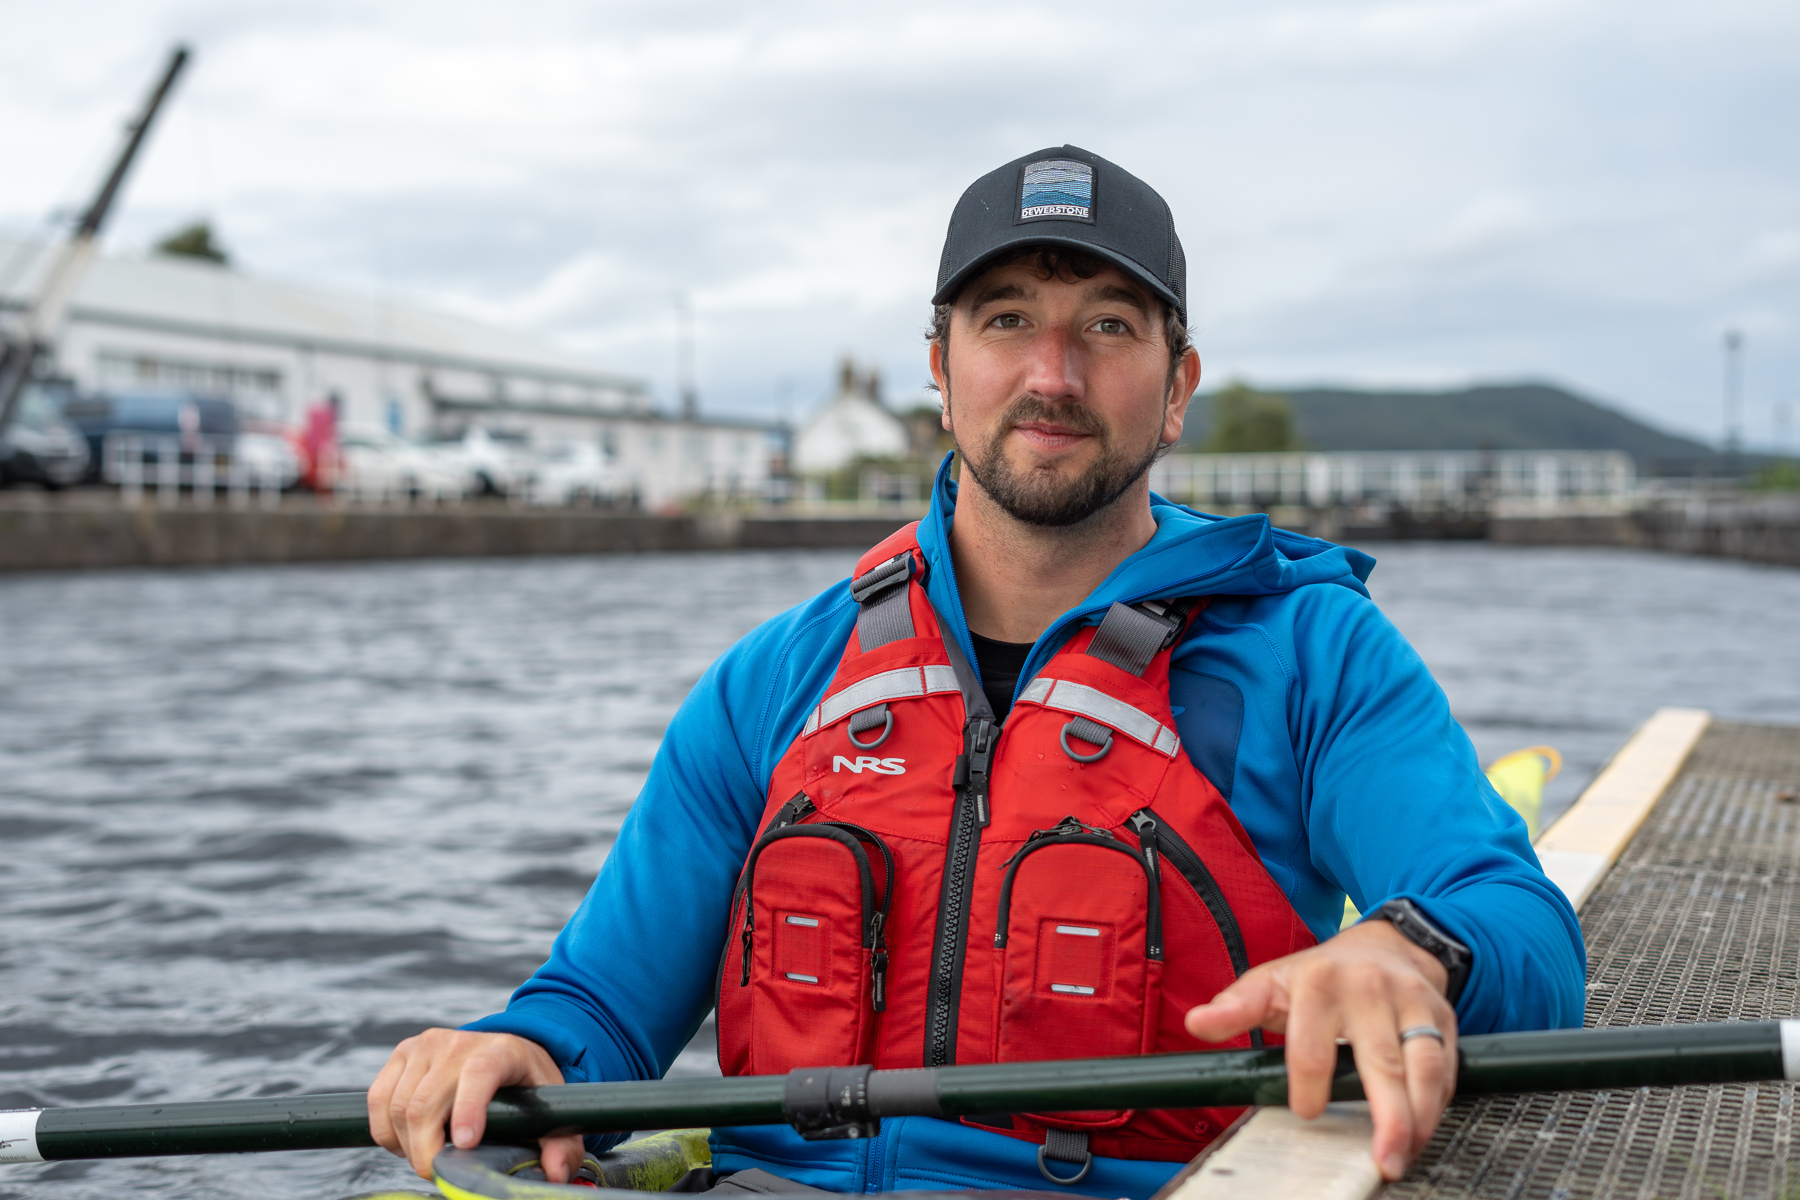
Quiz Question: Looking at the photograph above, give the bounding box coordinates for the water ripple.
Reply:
[1,544,1797,1198]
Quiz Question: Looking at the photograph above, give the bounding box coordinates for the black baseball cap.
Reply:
[932,145,1186,324]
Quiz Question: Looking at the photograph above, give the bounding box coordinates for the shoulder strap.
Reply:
[849,552,918,653]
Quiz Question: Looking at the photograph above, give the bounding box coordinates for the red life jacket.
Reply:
[717,524,1316,1165]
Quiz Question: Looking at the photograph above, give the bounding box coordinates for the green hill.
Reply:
[1177,383,1714,470]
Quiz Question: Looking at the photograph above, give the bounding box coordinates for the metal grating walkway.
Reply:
[1385,721,1800,1200]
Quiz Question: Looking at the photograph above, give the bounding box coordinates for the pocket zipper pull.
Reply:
[1128,809,1161,875]
[739,917,754,987]
[868,911,888,1011]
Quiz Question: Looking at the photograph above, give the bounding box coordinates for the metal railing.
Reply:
[104,434,284,508]
[1150,450,1637,511]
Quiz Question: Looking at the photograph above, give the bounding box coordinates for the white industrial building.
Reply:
[0,238,774,508]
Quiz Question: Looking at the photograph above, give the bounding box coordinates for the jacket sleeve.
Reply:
[462,588,856,1089]
[1282,585,1587,1034]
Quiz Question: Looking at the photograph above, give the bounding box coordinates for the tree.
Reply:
[154,221,229,265]
[1203,382,1300,453]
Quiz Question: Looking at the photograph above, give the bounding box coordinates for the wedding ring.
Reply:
[1399,1024,1446,1045]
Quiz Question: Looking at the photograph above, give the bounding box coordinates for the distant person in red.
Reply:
[299,393,341,492]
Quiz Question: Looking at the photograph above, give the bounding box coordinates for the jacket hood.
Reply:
[914,453,1374,679]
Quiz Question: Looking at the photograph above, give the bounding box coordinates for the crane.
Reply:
[0,45,190,438]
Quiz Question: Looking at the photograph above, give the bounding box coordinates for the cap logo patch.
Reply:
[1019,159,1093,221]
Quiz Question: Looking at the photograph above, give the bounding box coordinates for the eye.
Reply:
[990,313,1025,330]
[1093,318,1128,335]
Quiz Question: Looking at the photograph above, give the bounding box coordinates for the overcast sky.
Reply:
[1,0,1795,445]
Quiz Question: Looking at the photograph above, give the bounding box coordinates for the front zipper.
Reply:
[994,826,1163,960]
[1131,807,1262,1048]
[924,715,996,1065]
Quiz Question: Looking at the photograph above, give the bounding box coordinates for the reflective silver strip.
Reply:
[923,664,960,695]
[1055,924,1101,937]
[808,664,963,734]
[819,667,925,729]
[1029,679,1179,757]
[1050,984,1096,995]
[1783,1020,1800,1080]
[785,915,819,927]
[785,973,820,984]
[1019,677,1053,706]
[0,1109,43,1164]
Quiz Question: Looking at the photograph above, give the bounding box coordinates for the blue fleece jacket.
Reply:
[467,458,1586,1197]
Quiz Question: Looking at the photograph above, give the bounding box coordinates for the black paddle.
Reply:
[3,1020,1792,1164]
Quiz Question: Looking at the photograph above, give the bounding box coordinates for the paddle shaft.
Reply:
[5,1020,1794,1163]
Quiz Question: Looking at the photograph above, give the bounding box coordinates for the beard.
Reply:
[955,394,1165,528]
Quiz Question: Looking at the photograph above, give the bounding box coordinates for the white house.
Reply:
[0,238,773,508]
[791,359,911,475]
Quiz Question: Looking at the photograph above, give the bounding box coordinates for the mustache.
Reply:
[1000,397,1106,438]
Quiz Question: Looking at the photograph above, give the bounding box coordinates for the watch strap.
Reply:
[1369,897,1471,1005]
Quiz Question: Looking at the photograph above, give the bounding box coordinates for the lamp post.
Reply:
[1723,329,1744,475]
[674,291,698,421]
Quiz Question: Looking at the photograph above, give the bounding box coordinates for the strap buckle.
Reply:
[850,553,913,605]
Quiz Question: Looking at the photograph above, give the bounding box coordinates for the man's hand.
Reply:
[367,1029,586,1183]
[1183,919,1457,1182]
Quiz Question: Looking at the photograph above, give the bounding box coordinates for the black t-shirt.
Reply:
[969,631,1035,723]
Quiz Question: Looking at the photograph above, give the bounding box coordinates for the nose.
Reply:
[1019,322,1086,404]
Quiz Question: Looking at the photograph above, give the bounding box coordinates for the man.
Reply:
[369,146,1584,1196]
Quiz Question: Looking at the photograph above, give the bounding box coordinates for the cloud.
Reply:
[0,0,1794,440]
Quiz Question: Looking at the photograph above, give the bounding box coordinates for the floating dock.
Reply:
[1167,711,1800,1199]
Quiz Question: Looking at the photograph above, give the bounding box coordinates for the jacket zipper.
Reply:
[924,715,996,1065]
[1129,807,1263,1048]
[993,822,1163,959]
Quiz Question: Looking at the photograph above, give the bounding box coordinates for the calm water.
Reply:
[2,543,1798,1199]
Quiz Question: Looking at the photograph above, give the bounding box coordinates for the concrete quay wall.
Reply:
[0,499,914,572]
[1490,497,1800,569]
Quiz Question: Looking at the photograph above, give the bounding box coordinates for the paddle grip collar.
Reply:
[785,1066,879,1140]
[784,1064,944,1140]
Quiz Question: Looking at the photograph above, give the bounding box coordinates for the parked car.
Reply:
[61,390,240,483]
[528,439,623,506]
[429,425,536,497]
[233,430,304,491]
[0,380,90,488]
[336,422,466,502]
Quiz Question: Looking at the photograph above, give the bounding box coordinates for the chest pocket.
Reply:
[990,822,1162,1129]
[727,820,893,1075]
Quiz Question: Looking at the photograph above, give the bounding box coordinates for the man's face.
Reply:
[930,258,1196,528]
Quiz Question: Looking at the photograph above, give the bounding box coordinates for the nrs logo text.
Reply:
[832,755,906,775]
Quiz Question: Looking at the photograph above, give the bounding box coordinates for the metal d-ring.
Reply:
[1059,720,1112,763]
[1037,1141,1094,1185]
[846,708,894,750]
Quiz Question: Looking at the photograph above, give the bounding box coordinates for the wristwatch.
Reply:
[1368,898,1471,1005]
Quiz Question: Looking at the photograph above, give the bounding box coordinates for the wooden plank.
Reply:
[1154,706,1713,1200]
[1157,1105,1379,1200]
[1534,707,1710,908]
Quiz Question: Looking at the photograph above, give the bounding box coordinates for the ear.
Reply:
[1161,347,1201,446]
[929,340,952,430]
